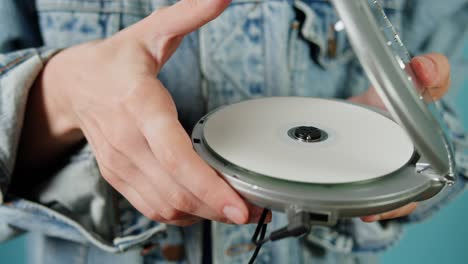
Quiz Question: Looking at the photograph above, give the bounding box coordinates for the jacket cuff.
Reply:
[0,47,61,203]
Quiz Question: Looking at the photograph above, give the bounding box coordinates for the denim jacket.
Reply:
[0,0,467,263]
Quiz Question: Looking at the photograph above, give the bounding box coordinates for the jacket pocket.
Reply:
[293,0,404,68]
[199,0,296,110]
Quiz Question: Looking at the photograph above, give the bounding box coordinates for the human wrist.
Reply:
[35,49,84,146]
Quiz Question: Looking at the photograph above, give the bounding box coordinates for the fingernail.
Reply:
[223,206,246,224]
[418,55,435,68]
[414,56,436,78]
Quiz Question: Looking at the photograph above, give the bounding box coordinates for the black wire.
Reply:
[251,209,269,243]
[248,224,267,264]
[248,209,270,264]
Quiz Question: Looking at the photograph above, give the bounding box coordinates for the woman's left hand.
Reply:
[349,53,451,109]
[348,53,451,222]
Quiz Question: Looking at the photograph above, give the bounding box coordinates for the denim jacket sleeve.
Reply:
[0,0,60,203]
[0,0,67,241]
[0,0,173,256]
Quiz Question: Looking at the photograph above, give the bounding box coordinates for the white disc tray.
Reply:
[192,98,448,225]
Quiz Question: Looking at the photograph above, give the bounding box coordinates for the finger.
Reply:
[246,203,273,224]
[78,111,200,225]
[115,0,231,67]
[134,0,231,38]
[123,0,232,63]
[116,169,202,227]
[92,102,227,223]
[410,53,451,100]
[347,87,387,111]
[146,117,250,224]
[83,108,208,223]
[101,166,202,226]
[124,79,251,225]
[364,87,386,110]
[361,202,418,222]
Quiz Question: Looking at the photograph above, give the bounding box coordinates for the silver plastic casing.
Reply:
[191,0,455,225]
[192,104,447,225]
[330,0,455,181]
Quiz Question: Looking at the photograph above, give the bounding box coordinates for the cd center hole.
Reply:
[288,126,327,143]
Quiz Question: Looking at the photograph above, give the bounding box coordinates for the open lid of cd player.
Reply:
[331,0,455,180]
[191,0,457,228]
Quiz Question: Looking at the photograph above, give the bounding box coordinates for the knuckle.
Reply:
[194,186,213,204]
[146,210,166,223]
[171,191,197,214]
[161,206,184,221]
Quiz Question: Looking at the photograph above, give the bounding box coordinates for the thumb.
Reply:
[410,53,451,100]
[131,0,230,41]
[119,0,230,67]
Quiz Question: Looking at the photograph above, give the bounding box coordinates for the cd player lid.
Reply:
[331,0,455,180]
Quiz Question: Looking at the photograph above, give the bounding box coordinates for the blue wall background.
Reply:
[0,51,467,264]
[381,47,468,264]
[0,237,26,264]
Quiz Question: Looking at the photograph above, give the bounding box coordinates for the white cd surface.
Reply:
[203,97,414,184]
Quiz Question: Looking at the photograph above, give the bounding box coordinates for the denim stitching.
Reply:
[0,52,34,76]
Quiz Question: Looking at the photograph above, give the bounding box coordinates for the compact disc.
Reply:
[202,97,415,184]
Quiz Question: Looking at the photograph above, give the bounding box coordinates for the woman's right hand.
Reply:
[26,0,265,226]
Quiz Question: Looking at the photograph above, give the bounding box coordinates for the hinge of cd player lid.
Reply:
[416,162,454,185]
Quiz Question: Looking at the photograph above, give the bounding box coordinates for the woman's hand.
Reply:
[349,53,451,222]
[20,0,268,226]
[349,53,451,109]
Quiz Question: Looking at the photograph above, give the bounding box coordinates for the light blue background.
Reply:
[381,47,468,264]
[0,53,467,264]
